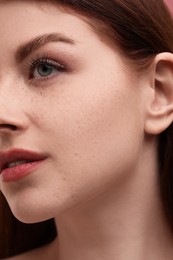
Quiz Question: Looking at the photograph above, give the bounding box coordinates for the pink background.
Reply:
[164,0,173,14]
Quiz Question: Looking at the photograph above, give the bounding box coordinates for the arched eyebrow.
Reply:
[16,33,76,62]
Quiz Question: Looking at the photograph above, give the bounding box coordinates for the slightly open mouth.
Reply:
[1,159,45,182]
[5,160,34,169]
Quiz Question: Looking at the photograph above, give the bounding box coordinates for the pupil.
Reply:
[38,64,53,76]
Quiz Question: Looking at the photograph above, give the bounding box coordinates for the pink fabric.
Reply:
[164,0,173,14]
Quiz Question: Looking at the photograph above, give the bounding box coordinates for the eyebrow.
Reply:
[16,33,76,62]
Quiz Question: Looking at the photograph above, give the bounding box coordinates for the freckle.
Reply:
[39,90,44,95]
[62,175,67,181]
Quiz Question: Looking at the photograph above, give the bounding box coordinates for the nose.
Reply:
[0,102,30,151]
[0,123,17,133]
[0,110,29,136]
[0,80,29,136]
[0,118,19,134]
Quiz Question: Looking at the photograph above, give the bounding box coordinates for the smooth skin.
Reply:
[0,1,173,259]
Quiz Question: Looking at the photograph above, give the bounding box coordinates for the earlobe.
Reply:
[144,52,173,135]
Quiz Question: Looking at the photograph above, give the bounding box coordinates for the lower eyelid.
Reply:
[28,67,68,87]
[28,73,61,86]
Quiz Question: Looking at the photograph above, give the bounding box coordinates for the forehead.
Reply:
[0,0,95,43]
[0,0,127,69]
[0,0,123,63]
[0,0,134,74]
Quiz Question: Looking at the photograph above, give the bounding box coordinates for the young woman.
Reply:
[0,0,173,259]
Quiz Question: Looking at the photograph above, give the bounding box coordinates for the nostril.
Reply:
[0,124,17,131]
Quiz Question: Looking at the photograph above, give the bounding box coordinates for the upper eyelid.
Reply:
[28,57,65,68]
[17,41,81,69]
[23,50,65,67]
[22,48,75,69]
[24,54,66,71]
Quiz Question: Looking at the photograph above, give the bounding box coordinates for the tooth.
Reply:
[7,161,28,168]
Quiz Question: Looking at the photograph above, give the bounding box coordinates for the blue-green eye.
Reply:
[28,57,65,80]
[35,64,57,78]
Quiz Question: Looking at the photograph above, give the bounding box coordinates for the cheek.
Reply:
[1,77,144,223]
[39,75,143,197]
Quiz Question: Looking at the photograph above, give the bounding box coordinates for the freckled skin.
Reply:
[0,0,147,223]
[1,1,173,260]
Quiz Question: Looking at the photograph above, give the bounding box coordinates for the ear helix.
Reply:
[144,53,173,135]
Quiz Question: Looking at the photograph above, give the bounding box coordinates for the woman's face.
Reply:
[0,0,147,223]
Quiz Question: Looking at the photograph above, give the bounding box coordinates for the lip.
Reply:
[0,149,47,182]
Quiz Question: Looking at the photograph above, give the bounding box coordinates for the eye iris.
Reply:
[37,64,53,77]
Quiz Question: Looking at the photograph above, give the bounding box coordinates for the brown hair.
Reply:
[0,0,173,258]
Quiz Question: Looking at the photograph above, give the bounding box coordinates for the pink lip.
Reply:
[0,149,47,182]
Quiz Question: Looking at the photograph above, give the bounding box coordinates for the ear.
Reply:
[144,52,173,135]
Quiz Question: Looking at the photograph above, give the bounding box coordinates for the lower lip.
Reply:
[1,161,44,182]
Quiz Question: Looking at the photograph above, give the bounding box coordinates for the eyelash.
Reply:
[26,55,66,82]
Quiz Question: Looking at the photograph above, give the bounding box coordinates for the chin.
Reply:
[8,197,71,224]
[12,208,52,224]
[8,200,55,224]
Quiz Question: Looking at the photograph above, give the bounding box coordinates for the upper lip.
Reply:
[0,149,47,173]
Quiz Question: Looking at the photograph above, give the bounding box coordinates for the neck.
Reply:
[52,143,173,260]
